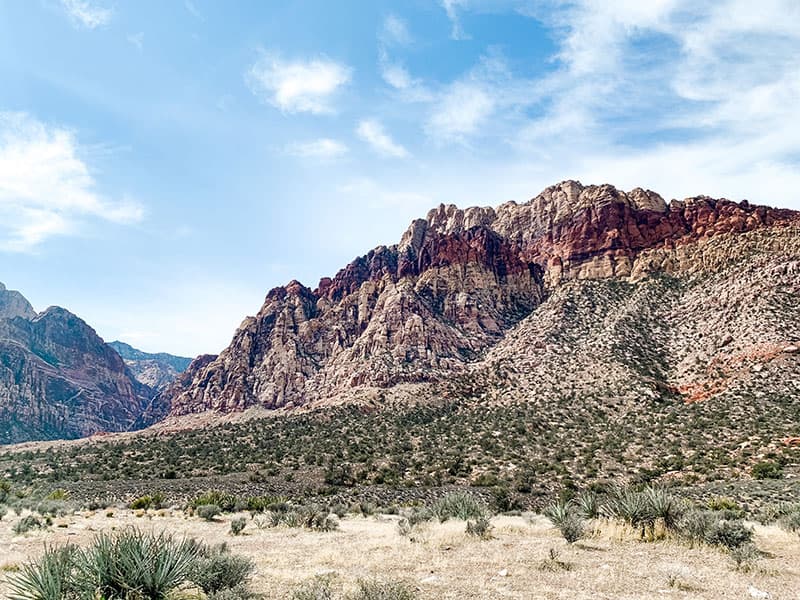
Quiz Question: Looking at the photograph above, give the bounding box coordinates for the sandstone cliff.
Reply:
[162,181,799,415]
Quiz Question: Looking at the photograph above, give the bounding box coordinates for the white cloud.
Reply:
[246,53,352,114]
[60,0,111,29]
[356,119,409,158]
[426,82,495,142]
[127,32,144,52]
[0,112,144,252]
[381,14,412,45]
[441,0,470,40]
[286,138,349,160]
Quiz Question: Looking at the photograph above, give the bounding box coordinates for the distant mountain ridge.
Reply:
[0,286,174,444]
[108,341,192,390]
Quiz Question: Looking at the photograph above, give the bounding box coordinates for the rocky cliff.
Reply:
[162,181,800,416]
[0,286,158,444]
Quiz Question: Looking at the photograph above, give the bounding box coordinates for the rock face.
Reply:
[0,286,158,444]
[108,341,192,390]
[162,181,800,416]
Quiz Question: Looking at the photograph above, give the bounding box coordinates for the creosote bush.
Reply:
[230,517,247,536]
[198,503,222,521]
[465,515,493,540]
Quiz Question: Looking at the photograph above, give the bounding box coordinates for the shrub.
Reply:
[705,519,753,550]
[198,504,221,521]
[678,510,718,546]
[346,579,416,600]
[45,489,69,501]
[430,492,487,522]
[292,575,335,600]
[576,491,599,519]
[730,543,760,572]
[465,516,493,540]
[77,529,200,600]
[751,461,782,480]
[190,491,238,512]
[129,492,165,510]
[7,544,78,600]
[230,517,247,536]
[0,506,7,521]
[537,547,572,572]
[191,544,255,595]
[544,499,585,543]
[13,515,45,535]
[600,485,683,537]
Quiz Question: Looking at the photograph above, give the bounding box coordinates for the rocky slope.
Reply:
[0,286,158,444]
[162,181,800,416]
[108,341,192,390]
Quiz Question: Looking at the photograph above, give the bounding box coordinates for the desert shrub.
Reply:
[0,506,7,521]
[779,509,800,533]
[465,516,493,539]
[230,517,247,536]
[190,491,238,512]
[6,544,79,600]
[544,499,585,544]
[14,515,45,535]
[346,578,415,600]
[600,485,683,537]
[77,529,200,600]
[705,519,753,550]
[730,543,760,572]
[45,489,69,501]
[576,491,599,519]
[430,492,487,522]
[206,584,253,600]
[292,575,335,600]
[537,547,572,572]
[198,504,222,521]
[191,544,255,595]
[351,502,376,517]
[678,510,718,546]
[751,461,782,480]
[129,492,165,510]
[706,496,742,514]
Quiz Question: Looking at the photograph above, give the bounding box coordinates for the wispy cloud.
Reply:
[380,14,412,45]
[441,0,469,40]
[246,53,352,114]
[60,0,111,29]
[0,112,144,252]
[356,119,408,158]
[126,32,144,52]
[286,138,349,160]
[184,0,204,21]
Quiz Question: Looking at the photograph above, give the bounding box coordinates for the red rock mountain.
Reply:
[162,181,800,415]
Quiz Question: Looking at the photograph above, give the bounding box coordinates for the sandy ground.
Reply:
[1,509,799,599]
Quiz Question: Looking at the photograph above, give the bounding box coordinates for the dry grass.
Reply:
[1,509,798,599]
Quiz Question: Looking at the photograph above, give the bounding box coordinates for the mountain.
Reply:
[160,181,800,417]
[108,341,192,390]
[0,286,159,444]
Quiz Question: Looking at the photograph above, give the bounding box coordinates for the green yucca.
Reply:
[430,492,487,522]
[7,545,79,600]
[76,528,200,599]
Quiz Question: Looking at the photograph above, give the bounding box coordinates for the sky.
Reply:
[0,0,798,357]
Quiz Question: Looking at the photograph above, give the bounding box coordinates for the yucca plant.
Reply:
[76,528,200,599]
[642,486,684,532]
[431,492,487,522]
[575,491,599,519]
[7,545,79,600]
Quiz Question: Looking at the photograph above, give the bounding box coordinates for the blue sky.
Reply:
[1,0,799,356]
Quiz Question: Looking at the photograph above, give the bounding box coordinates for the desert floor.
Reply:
[1,509,799,599]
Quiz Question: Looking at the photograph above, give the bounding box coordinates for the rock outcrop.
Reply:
[0,287,158,444]
[162,181,799,416]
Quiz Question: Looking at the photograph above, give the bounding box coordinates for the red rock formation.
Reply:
[162,181,799,416]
